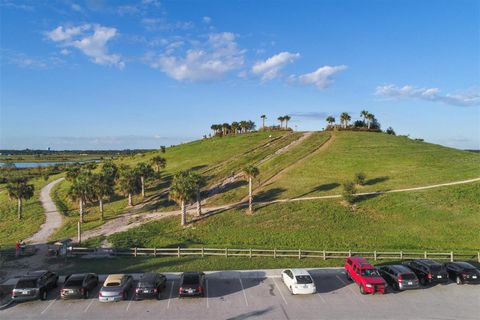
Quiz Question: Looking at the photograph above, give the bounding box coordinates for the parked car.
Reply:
[134,273,167,300]
[12,270,58,302]
[378,265,419,291]
[444,262,480,285]
[179,272,205,297]
[403,259,448,285]
[281,269,316,294]
[61,273,99,299]
[345,257,386,294]
[99,274,133,302]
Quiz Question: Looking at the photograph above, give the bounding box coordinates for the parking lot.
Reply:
[1,268,479,319]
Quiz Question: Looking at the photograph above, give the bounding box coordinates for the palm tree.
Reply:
[91,173,114,221]
[277,116,284,128]
[231,122,240,135]
[150,156,166,173]
[260,115,267,129]
[284,115,291,129]
[340,112,351,128]
[118,165,141,207]
[326,116,335,127]
[366,113,375,129]
[6,177,34,220]
[65,166,81,182]
[101,161,118,183]
[360,110,369,127]
[135,163,154,199]
[189,172,206,216]
[242,165,260,213]
[247,120,255,132]
[169,171,197,226]
[67,172,92,223]
[210,124,217,136]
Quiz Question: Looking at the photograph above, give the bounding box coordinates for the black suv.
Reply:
[134,273,167,300]
[378,265,419,291]
[12,270,59,301]
[403,259,448,285]
[444,262,480,285]
[179,272,205,297]
[61,273,99,299]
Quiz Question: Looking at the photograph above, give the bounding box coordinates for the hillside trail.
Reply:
[241,131,336,201]
[79,176,480,242]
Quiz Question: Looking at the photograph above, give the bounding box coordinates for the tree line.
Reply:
[210,121,256,136]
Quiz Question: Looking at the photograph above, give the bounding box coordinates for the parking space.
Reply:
[1,268,479,319]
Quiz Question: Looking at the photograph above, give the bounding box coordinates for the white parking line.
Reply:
[84,298,95,313]
[272,278,288,305]
[167,281,174,309]
[206,279,209,309]
[40,297,58,315]
[126,293,134,311]
[239,278,249,306]
[317,293,326,303]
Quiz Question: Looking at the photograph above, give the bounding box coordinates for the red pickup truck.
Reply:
[345,256,386,294]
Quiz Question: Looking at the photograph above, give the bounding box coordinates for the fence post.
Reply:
[348,250,352,257]
[202,247,204,258]
[177,247,180,257]
[274,248,276,259]
[400,251,403,260]
[478,252,480,263]
[323,250,326,260]
[374,251,377,261]
[298,249,301,260]
[226,248,228,257]
[424,251,427,259]
[450,251,454,262]
[249,248,252,259]
[154,247,156,257]
[77,221,81,244]
[134,247,137,257]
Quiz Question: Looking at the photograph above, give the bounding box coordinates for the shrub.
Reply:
[386,127,396,135]
[342,181,357,204]
[354,172,366,186]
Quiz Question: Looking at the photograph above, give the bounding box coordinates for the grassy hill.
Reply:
[50,130,480,251]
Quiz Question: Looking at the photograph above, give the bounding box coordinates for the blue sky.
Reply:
[0,0,479,150]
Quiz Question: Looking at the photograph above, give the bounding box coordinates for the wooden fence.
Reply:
[70,247,480,262]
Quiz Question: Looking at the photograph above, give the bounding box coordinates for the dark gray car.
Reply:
[12,270,58,302]
[99,274,133,302]
[378,265,419,291]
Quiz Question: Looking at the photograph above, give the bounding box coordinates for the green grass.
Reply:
[260,131,480,199]
[60,256,342,275]
[0,174,62,246]
[106,182,480,252]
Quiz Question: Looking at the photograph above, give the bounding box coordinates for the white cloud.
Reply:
[71,3,83,12]
[252,51,300,81]
[290,65,347,89]
[375,84,480,107]
[148,32,245,81]
[46,24,124,68]
[203,16,212,24]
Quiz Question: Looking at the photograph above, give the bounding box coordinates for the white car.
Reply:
[281,269,316,294]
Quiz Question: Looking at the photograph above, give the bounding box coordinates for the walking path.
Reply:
[25,178,64,244]
[80,176,480,242]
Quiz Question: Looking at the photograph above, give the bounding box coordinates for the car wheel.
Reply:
[346,273,352,281]
[84,290,89,299]
[123,291,128,300]
[394,283,399,291]
[456,276,463,285]
[156,291,162,300]
[420,277,426,286]
[289,286,294,295]
[41,290,47,301]
[360,285,366,295]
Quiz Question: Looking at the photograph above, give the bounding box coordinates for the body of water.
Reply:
[0,161,98,168]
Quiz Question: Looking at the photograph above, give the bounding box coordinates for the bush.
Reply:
[354,172,366,186]
[386,127,396,135]
[342,181,357,204]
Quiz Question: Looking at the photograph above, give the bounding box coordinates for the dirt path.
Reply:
[80,176,480,241]
[25,178,64,244]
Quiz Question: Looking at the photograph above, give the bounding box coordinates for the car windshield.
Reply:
[401,273,416,280]
[105,282,121,287]
[182,275,200,285]
[361,269,381,277]
[138,281,154,287]
[65,279,83,286]
[430,265,443,272]
[16,279,37,288]
[295,275,313,284]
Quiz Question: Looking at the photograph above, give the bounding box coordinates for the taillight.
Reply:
[99,291,103,297]
[135,288,140,293]
[398,274,403,283]
[80,288,84,294]
[153,288,157,293]
[12,290,16,297]
[198,286,203,293]
[179,287,183,294]
[427,273,432,279]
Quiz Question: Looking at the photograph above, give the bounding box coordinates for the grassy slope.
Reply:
[0,174,62,246]
[259,131,480,199]
[108,182,480,252]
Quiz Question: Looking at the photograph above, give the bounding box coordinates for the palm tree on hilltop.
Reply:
[326,116,335,127]
[284,115,291,129]
[261,115,267,129]
[340,112,351,128]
